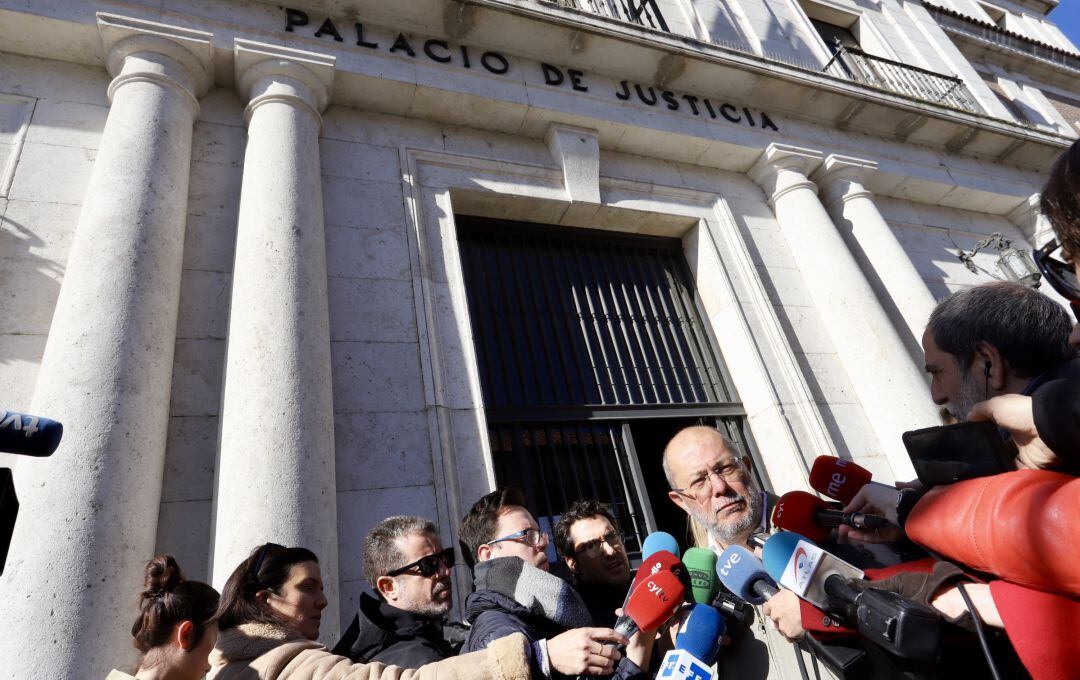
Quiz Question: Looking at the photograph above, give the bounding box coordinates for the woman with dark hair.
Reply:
[208,543,534,680]
[107,554,220,680]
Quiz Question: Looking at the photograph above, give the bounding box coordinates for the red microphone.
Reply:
[809,456,873,504]
[772,491,892,543]
[631,549,692,597]
[617,568,686,636]
[771,491,832,543]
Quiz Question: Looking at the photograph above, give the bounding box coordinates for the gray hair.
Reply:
[927,282,1073,378]
[363,515,438,590]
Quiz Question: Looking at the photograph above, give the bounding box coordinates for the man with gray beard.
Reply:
[663,426,848,680]
[333,515,465,668]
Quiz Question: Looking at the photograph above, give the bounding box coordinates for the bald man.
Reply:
[663,426,844,680]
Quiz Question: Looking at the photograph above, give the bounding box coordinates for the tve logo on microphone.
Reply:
[717,549,741,579]
[660,651,712,680]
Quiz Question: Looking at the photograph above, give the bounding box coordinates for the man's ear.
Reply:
[563,555,577,574]
[175,619,195,651]
[668,490,688,514]
[476,544,492,563]
[974,341,1008,392]
[376,575,397,602]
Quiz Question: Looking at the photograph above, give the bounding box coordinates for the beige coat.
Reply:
[207,623,531,680]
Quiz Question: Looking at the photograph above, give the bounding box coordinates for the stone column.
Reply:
[813,155,939,345]
[211,41,340,642]
[750,144,938,479]
[0,14,212,678]
[1008,193,1053,248]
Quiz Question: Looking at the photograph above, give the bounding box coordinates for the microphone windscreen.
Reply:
[683,547,719,604]
[716,545,775,606]
[0,410,63,457]
[641,531,681,559]
[809,456,872,504]
[760,531,811,583]
[676,603,726,666]
[625,568,685,632]
[771,491,831,544]
[631,549,682,592]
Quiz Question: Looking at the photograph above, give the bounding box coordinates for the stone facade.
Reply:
[0,0,1074,676]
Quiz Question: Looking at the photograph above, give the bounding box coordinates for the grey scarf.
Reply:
[473,557,592,629]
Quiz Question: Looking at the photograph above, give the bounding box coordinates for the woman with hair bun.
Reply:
[107,554,220,680]
[208,543,533,680]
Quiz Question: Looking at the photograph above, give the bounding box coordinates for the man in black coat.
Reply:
[332,515,463,668]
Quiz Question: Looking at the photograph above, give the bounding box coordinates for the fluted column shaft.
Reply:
[814,155,938,343]
[211,42,340,642]
[0,14,212,678]
[750,144,937,479]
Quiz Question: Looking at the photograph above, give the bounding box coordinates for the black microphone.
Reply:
[815,509,892,530]
[0,410,63,457]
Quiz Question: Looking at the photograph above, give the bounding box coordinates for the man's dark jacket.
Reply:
[1029,357,1080,473]
[461,589,645,679]
[332,592,460,668]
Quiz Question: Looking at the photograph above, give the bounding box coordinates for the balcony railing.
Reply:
[824,45,981,114]
[548,0,669,32]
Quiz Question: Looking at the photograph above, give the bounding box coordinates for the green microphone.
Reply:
[683,547,719,604]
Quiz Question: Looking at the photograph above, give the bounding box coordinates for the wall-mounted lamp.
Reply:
[956,233,1042,288]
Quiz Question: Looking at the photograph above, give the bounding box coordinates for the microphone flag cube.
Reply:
[659,649,714,680]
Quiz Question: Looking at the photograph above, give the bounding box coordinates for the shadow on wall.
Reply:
[0,211,63,368]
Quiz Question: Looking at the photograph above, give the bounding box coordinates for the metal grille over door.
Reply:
[457,217,748,557]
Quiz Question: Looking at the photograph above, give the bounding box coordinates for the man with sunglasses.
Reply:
[553,501,631,629]
[332,515,464,668]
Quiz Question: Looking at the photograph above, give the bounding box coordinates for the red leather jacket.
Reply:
[906,470,1080,597]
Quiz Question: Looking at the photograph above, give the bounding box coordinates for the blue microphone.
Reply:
[675,603,725,666]
[641,531,681,559]
[0,410,63,457]
[659,603,723,679]
[716,545,777,605]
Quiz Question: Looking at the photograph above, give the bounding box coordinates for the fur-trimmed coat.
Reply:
[208,622,530,680]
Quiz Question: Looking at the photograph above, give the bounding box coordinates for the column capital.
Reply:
[749,143,823,204]
[235,40,335,126]
[813,154,879,207]
[1006,193,1042,241]
[97,13,213,103]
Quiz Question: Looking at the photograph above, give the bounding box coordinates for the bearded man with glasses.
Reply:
[332,515,464,668]
[553,500,632,628]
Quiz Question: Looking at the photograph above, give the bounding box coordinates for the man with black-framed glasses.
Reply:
[553,500,632,629]
[332,515,465,668]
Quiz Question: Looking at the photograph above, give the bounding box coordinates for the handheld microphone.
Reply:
[772,491,892,543]
[675,603,726,665]
[0,410,63,457]
[657,603,726,679]
[682,547,718,604]
[761,533,941,661]
[809,456,873,504]
[641,531,681,559]
[616,568,685,637]
[715,545,869,676]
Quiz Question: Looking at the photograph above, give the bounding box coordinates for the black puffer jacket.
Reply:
[332,592,463,669]
[461,589,646,679]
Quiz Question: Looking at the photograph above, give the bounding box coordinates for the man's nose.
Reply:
[707,470,732,496]
[930,382,947,406]
[537,532,549,550]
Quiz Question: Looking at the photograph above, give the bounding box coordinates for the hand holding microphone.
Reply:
[810,456,906,543]
[772,490,893,544]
